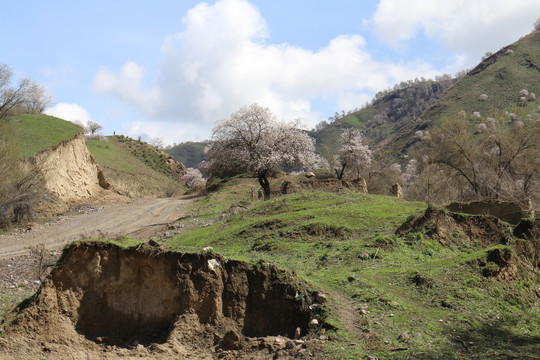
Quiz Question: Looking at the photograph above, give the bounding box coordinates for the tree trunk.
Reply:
[258,173,271,200]
[335,164,346,180]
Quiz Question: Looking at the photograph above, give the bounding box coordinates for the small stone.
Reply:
[348,275,356,282]
[360,309,368,315]
[398,332,410,342]
[202,246,213,253]
[315,293,327,304]
[366,356,378,360]
[388,301,400,307]
[319,335,328,341]
[412,332,421,338]
[294,340,305,345]
[285,340,295,349]
[222,330,241,350]
[207,259,220,272]
[320,328,326,335]
[309,319,319,326]
[294,327,301,339]
[147,239,159,247]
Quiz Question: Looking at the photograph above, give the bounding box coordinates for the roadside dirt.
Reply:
[0,196,194,259]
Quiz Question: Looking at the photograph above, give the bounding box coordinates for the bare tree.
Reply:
[203,103,318,199]
[420,114,540,205]
[0,64,52,120]
[335,128,372,179]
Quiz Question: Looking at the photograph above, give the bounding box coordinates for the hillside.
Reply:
[6,114,83,159]
[87,135,187,198]
[3,177,539,359]
[311,76,456,157]
[378,29,540,162]
[165,141,207,168]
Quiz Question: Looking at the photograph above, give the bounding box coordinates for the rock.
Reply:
[398,332,410,342]
[285,340,295,349]
[391,183,403,198]
[358,252,370,260]
[315,293,327,304]
[294,327,301,339]
[309,319,319,326]
[305,172,316,178]
[366,356,378,360]
[202,246,213,253]
[207,259,220,272]
[347,275,356,282]
[147,239,159,247]
[222,330,241,350]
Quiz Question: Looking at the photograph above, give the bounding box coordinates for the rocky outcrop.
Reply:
[35,133,110,203]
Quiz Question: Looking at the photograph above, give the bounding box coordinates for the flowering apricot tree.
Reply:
[203,104,317,199]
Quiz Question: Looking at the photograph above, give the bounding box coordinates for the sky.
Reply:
[3,0,540,145]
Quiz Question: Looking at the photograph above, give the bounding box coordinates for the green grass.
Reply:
[163,180,540,359]
[7,114,82,158]
[87,136,186,197]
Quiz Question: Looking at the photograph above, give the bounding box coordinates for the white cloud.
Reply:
[44,103,93,126]
[93,0,438,136]
[372,0,540,64]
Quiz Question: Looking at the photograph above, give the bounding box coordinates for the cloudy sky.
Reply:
[3,0,540,144]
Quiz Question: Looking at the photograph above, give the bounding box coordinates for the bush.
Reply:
[0,123,43,228]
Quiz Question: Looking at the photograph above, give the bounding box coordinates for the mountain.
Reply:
[314,29,540,165]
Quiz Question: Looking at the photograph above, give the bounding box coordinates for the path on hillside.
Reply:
[0,197,194,259]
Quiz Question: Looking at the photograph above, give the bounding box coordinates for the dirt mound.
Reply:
[0,242,324,359]
[396,207,512,247]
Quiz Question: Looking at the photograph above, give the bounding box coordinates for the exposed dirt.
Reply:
[35,133,112,203]
[0,242,325,359]
[396,206,512,247]
[0,196,194,259]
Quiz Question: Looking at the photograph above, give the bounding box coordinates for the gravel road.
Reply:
[0,196,194,259]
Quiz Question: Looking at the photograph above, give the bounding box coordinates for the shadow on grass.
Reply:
[414,316,540,360]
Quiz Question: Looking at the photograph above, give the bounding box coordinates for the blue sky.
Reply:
[3,0,540,144]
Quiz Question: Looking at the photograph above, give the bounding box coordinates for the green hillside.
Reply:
[87,136,186,197]
[378,29,540,163]
[165,141,207,168]
[423,29,540,123]
[6,114,82,159]
[166,179,540,359]
[311,77,455,157]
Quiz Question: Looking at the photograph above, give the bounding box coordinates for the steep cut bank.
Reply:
[35,132,112,204]
[0,242,325,359]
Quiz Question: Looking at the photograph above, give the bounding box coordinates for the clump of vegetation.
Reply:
[0,123,43,229]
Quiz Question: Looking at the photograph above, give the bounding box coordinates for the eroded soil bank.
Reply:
[0,241,326,359]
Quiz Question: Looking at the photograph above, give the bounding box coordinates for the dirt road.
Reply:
[0,197,194,259]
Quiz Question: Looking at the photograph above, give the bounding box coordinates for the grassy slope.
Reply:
[424,30,540,124]
[87,137,185,197]
[7,114,82,159]
[165,141,207,168]
[380,29,540,162]
[166,178,540,359]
